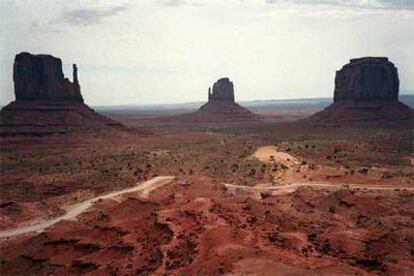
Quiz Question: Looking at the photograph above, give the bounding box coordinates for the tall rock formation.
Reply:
[14,52,83,102]
[208,78,235,102]
[1,52,127,136]
[308,57,413,125]
[165,77,261,123]
[333,57,399,102]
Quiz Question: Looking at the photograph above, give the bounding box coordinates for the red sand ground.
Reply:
[1,177,413,275]
[1,115,413,275]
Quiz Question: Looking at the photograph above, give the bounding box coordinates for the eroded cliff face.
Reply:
[13,52,83,102]
[307,57,413,125]
[208,78,235,102]
[334,57,399,102]
[160,77,260,123]
[0,52,130,137]
[190,77,261,122]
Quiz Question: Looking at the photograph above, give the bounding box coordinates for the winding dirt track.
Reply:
[0,176,175,239]
[225,182,414,195]
[2,177,412,239]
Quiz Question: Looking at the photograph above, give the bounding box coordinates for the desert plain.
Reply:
[1,97,414,275]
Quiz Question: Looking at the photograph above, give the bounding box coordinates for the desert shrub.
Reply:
[381,172,392,179]
[358,168,369,175]
[134,168,143,176]
[333,147,341,154]
[248,168,256,176]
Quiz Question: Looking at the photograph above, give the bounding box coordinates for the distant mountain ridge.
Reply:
[95,94,414,114]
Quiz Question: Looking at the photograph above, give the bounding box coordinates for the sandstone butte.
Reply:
[0,52,129,137]
[308,57,413,125]
[169,77,261,123]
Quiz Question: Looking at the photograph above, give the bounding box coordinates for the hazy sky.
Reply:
[1,0,413,106]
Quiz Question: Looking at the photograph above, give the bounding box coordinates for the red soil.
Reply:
[1,177,413,275]
[1,118,413,275]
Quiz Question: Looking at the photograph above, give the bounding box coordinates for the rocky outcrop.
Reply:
[307,57,413,126]
[208,78,235,102]
[334,57,399,102]
[0,52,130,137]
[163,78,261,123]
[14,52,83,102]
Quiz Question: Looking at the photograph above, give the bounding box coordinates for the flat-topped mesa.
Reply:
[208,77,235,102]
[306,56,413,125]
[334,57,399,102]
[13,52,83,102]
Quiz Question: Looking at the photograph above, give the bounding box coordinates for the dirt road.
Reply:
[2,177,412,239]
[225,181,414,195]
[0,176,175,239]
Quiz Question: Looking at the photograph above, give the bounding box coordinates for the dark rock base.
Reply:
[305,101,414,127]
[0,101,128,137]
[161,101,262,123]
